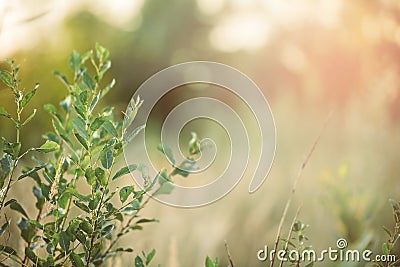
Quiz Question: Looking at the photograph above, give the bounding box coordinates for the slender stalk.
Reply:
[224,240,234,267]
[270,112,332,267]
[278,206,302,267]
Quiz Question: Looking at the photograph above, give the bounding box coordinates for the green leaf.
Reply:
[188,132,201,155]
[100,60,111,75]
[146,249,156,265]
[22,108,37,126]
[53,70,70,88]
[73,200,90,213]
[0,70,14,88]
[73,230,87,245]
[124,96,142,126]
[0,220,10,236]
[123,124,146,143]
[0,154,13,187]
[95,167,107,186]
[153,182,174,196]
[79,221,93,234]
[382,243,390,255]
[70,252,84,267]
[10,201,29,218]
[58,192,71,209]
[0,106,12,119]
[85,168,96,186]
[24,247,38,263]
[72,117,88,140]
[36,140,60,153]
[21,84,39,108]
[2,139,21,159]
[60,95,71,113]
[205,256,219,267]
[382,226,392,238]
[69,50,82,73]
[89,93,100,115]
[33,186,45,210]
[0,244,17,256]
[102,120,118,137]
[95,43,110,61]
[101,78,115,98]
[74,132,89,151]
[79,91,89,105]
[44,103,57,114]
[18,163,46,180]
[59,231,72,252]
[389,199,400,223]
[83,72,95,90]
[90,116,105,131]
[112,164,137,180]
[136,218,158,224]
[17,218,35,242]
[100,149,113,169]
[135,256,144,267]
[119,186,134,203]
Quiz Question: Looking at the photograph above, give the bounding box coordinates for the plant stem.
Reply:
[224,240,234,267]
[270,112,331,267]
[278,206,302,267]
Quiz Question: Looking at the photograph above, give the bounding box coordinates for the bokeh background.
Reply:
[1,0,400,266]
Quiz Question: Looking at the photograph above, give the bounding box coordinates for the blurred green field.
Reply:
[1,0,400,266]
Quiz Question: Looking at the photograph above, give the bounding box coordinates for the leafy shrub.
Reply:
[0,44,164,266]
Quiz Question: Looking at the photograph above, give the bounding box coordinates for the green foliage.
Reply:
[205,256,219,267]
[278,220,314,266]
[375,199,400,267]
[0,45,170,266]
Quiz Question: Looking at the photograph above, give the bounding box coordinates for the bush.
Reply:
[0,44,162,266]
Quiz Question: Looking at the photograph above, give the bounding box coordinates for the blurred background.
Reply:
[1,0,400,266]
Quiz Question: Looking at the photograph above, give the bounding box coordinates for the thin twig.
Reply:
[224,240,234,267]
[278,205,302,267]
[269,111,332,267]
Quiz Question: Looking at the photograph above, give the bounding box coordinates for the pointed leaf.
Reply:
[22,109,37,125]
[0,154,13,187]
[21,84,38,108]
[69,50,82,73]
[53,70,70,88]
[119,186,134,203]
[0,106,11,119]
[135,256,144,267]
[2,139,21,159]
[10,201,29,218]
[36,140,60,153]
[102,120,118,137]
[74,132,89,151]
[70,252,84,267]
[72,117,88,140]
[95,167,107,186]
[100,149,113,169]
[0,71,14,88]
[17,218,35,242]
[112,164,137,180]
[18,164,46,180]
[0,221,10,236]
[124,125,145,143]
[146,249,156,265]
[90,116,105,132]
